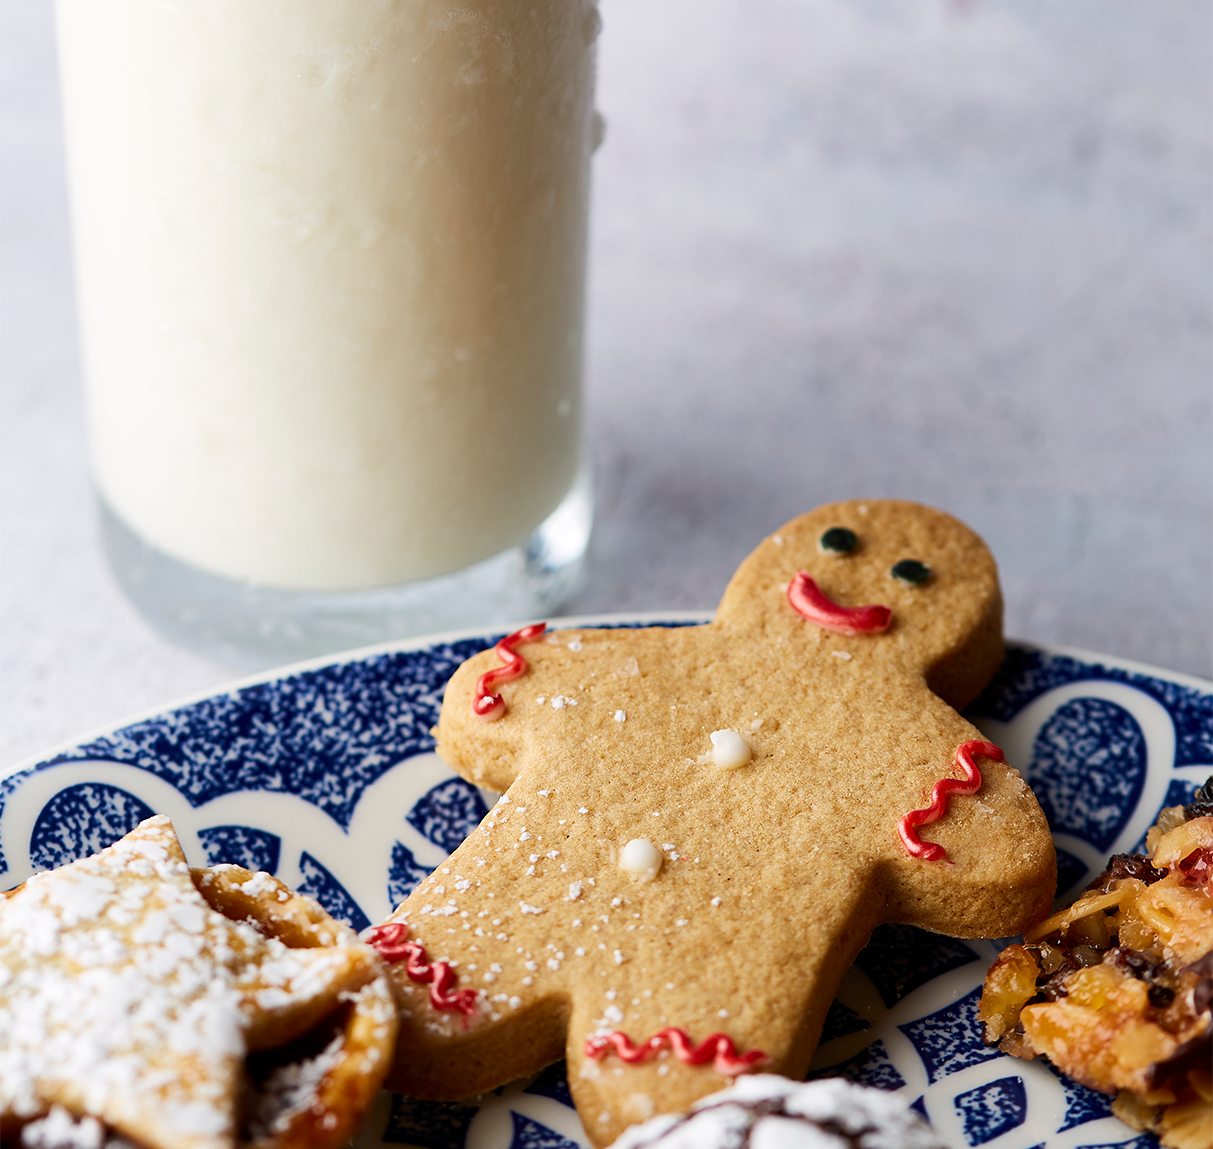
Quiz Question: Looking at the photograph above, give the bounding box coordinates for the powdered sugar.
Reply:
[0,817,376,1149]
[18,1107,108,1149]
[608,1075,944,1149]
[246,1032,345,1139]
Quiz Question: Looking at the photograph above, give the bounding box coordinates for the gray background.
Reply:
[3,0,1210,770]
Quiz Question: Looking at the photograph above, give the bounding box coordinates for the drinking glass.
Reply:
[55,0,600,666]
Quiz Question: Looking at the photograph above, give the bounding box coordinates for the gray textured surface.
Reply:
[3,0,1210,770]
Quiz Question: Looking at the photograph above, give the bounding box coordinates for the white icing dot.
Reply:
[832,650,853,661]
[614,710,626,723]
[709,730,752,770]
[567,882,583,901]
[618,839,663,882]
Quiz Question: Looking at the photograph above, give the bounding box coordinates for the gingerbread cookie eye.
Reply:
[818,527,857,554]
[891,559,931,585]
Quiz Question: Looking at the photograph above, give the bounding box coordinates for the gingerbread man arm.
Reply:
[435,626,685,794]
[435,647,533,792]
[865,684,1055,936]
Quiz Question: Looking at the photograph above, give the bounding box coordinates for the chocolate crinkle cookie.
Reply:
[608,1076,944,1149]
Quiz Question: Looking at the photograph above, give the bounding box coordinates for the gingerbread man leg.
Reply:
[379,777,890,1146]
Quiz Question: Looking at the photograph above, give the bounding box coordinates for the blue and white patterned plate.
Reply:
[2,616,1209,1149]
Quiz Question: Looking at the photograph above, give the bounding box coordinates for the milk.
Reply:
[56,0,598,591]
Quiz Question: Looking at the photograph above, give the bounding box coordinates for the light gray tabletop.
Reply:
[3,0,1210,771]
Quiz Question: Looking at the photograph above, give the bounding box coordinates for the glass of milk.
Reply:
[55,0,599,667]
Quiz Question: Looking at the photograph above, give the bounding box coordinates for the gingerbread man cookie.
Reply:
[378,500,1055,1146]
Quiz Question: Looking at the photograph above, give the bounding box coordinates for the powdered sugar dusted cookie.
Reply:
[609,1075,945,1149]
[376,499,1055,1146]
[0,816,397,1149]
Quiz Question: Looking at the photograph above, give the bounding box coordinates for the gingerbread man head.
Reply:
[378,500,1055,1146]
[717,498,1003,709]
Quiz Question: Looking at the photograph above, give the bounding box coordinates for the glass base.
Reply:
[100,466,593,669]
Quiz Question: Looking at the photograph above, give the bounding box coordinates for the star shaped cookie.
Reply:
[0,815,395,1149]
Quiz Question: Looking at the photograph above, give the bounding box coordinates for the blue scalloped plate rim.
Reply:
[1,616,1209,1149]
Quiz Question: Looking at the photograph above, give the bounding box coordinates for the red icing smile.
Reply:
[787,572,892,635]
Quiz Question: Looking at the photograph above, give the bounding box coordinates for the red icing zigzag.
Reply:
[898,739,1004,862]
[473,622,547,721]
[366,923,479,1015]
[584,1027,770,1076]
